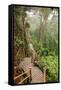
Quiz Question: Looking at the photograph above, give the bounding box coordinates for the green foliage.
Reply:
[37,55,58,82]
[31,32,58,82]
[14,36,24,47]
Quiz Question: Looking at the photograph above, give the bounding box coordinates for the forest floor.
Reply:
[19,57,44,83]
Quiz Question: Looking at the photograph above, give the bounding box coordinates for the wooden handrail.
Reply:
[18,75,30,84]
[14,67,32,84]
[14,70,30,80]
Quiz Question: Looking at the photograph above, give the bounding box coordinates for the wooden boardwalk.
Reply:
[19,57,44,83]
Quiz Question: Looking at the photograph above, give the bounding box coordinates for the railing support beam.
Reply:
[29,67,32,81]
[43,67,46,82]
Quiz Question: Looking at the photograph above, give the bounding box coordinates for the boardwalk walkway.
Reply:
[19,57,44,83]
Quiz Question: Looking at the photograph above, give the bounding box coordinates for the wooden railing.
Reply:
[14,68,32,84]
[43,67,48,82]
[14,65,47,84]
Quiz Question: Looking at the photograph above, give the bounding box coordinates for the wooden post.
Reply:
[43,67,46,82]
[29,67,32,81]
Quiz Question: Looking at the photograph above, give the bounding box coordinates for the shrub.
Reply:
[37,55,58,82]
